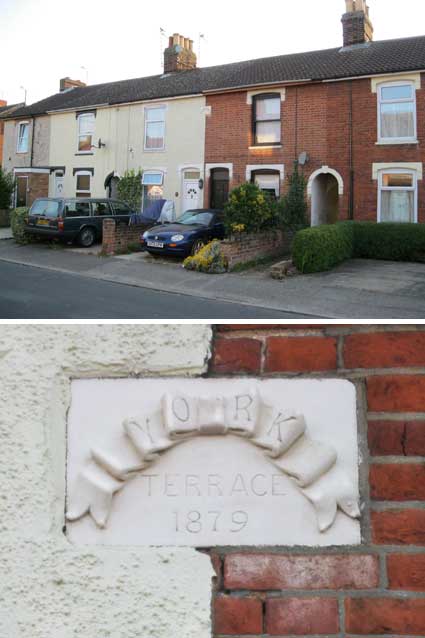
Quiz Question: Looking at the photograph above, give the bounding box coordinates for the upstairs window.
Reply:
[253,95,281,146]
[77,113,95,152]
[378,82,416,143]
[17,121,30,153]
[144,106,166,151]
[378,169,417,223]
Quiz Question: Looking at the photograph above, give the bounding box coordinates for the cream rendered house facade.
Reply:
[47,94,207,215]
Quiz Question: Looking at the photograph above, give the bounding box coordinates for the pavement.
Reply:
[0,227,13,240]
[0,239,425,318]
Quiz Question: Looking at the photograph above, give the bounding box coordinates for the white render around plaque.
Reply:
[66,378,361,546]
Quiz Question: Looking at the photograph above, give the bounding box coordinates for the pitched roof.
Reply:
[8,34,425,119]
[0,103,25,118]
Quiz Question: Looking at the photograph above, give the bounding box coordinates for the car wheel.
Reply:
[77,227,96,247]
[191,239,204,256]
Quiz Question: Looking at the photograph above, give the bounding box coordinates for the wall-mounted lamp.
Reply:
[198,178,204,190]
[91,138,106,150]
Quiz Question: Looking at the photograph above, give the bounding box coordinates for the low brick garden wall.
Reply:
[102,218,144,256]
[102,219,292,268]
[221,229,292,270]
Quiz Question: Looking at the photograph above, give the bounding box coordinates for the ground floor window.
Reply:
[378,169,417,223]
[251,170,280,199]
[142,172,164,211]
[76,172,91,198]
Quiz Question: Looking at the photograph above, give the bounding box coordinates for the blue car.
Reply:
[141,208,225,257]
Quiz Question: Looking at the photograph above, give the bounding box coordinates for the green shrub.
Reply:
[0,167,15,210]
[278,162,308,232]
[224,183,278,235]
[117,169,143,210]
[10,207,30,244]
[292,223,354,273]
[183,240,228,274]
[293,221,425,273]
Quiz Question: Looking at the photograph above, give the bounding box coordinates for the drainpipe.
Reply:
[30,116,35,168]
[348,82,354,220]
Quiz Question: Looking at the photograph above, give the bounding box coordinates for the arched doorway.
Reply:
[210,168,230,209]
[307,167,344,226]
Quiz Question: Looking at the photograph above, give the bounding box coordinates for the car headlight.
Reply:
[171,234,184,242]
[142,231,149,239]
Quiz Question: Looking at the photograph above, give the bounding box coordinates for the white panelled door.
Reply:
[182,171,200,213]
[55,172,64,197]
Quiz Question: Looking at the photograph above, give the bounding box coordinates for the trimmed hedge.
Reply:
[292,223,354,273]
[293,222,425,273]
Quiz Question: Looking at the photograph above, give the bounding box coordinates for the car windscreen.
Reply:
[177,211,213,226]
[30,200,61,218]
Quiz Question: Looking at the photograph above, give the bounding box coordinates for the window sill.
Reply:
[376,140,419,146]
[143,148,166,153]
[249,145,282,150]
[75,152,94,156]
[16,151,29,155]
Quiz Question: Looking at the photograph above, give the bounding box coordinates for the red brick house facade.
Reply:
[204,2,425,225]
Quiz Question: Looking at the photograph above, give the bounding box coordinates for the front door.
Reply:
[210,168,230,209]
[55,172,65,198]
[16,176,28,207]
[182,171,200,213]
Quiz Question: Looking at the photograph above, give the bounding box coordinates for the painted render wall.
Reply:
[48,96,206,213]
[0,324,214,638]
[2,116,50,170]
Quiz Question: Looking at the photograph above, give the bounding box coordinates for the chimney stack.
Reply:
[163,33,197,74]
[342,0,374,47]
[60,77,87,92]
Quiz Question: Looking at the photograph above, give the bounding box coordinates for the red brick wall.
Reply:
[205,75,425,222]
[221,230,291,269]
[208,324,425,638]
[102,218,143,255]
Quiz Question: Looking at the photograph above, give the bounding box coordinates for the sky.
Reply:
[1,0,425,106]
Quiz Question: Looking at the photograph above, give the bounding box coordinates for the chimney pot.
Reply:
[164,32,197,73]
[60,77,87,92]
[342,0,373,47]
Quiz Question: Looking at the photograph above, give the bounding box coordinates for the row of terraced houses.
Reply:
[2,0,425,226]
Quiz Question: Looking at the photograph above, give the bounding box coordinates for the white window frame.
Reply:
[16,121,30,154]
[141,171,164,211]
[144,106,166,152]
[77,113,95,154]
[377,81,417,144]
[75,170,92,198]
[377,168,417,224]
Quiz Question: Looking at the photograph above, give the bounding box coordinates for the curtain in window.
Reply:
[143,185,164,211]
[381,190,414,222]
[381,103,415,139]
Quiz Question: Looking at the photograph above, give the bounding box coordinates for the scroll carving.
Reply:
[66,390,360,533]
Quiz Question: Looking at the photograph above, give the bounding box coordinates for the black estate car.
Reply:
[140,209,225,257]
[25,198,137,247]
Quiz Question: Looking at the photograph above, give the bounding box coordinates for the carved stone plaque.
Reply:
[66,379,361,547]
